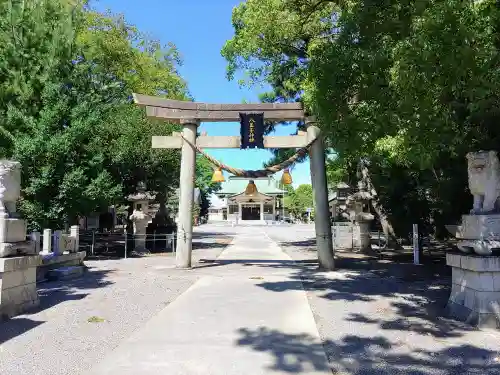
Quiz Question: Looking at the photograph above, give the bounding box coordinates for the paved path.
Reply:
[90,230,331,375]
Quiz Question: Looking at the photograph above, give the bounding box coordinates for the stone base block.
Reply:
[0,255,41,320]
[456,214,500,255]
[4,218,28,243]
[460,214,500,239]
[47,266,85,281]
[0,240,36,258]
[446,252,500,329]
[457,239,500,256]
[37,251,86,282]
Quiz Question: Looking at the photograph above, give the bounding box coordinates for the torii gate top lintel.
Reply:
[132,93,305,123]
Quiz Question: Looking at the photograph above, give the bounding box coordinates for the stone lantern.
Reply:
[127,182,155,252]
[332,182,351,221]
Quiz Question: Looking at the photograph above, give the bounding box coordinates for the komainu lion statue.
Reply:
[467,150,500,214]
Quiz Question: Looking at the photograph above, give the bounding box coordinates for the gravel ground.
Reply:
[264,226,500,375]
[0,228,232,375]
[3,224,500,375]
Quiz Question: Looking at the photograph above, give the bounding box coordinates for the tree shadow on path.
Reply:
[256,234,467,341]
[254,256,465,339]
[0,318,44,345]
[0,267,113,345]
[237,327,330,373]
[235,327,500,374]
[197,253,468,340]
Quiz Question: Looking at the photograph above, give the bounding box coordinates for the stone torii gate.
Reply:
[133,94,335,270]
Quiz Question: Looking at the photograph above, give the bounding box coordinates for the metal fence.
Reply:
[123,232,176,259]
[79,230,176,258]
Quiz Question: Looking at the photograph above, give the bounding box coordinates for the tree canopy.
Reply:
[0,0,213,230]
[224,0,500,239]
[284,184,314,220]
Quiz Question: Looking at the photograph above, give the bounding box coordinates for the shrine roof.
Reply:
[216,178,285,196]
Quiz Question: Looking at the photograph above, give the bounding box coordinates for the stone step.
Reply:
[46,266,85,281]
[236,220,268,226]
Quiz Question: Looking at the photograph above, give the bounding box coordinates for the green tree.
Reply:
[222,0,336,103]
[225,0,500,242]
[222,0,400,240]
[0,0,189,229]
[77,8,188,99]
[194,156,222,220]
[284,184,313,219]
[222,0,336,167]
[306,0,500,238]
[195,155,221,195]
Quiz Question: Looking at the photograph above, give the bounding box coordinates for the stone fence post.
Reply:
[70,225,79,253]
[53,230,62,256]
[31,232,40,254]
[42,229,52,254]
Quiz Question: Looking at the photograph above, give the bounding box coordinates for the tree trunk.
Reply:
[155,191,169,227]
[370,198,401,249]
[359,161,402,250]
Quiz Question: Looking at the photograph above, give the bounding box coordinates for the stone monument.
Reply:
[446,150,500,328]
[452,151,500,255]
[0,160,40,319]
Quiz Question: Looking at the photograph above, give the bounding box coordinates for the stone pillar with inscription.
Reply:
[0,161,40,320]
[445,151,500,328]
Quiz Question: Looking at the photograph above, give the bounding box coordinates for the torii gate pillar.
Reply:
[176,119,199,268]
[307,117,335,270]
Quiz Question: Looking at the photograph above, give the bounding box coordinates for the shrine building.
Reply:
[211,177,287,223]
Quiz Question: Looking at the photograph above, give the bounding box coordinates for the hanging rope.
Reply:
[180,134,318,178]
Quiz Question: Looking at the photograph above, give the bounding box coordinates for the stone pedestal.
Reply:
[355,221,372,252]
[130,210,151,252]
[0,160,35,258]
[0,255,41,320]
[332,222,372,252]
[456,214,500,255]
[446,253,500,329]
[332,223,353,249]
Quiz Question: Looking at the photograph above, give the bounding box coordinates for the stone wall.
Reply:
[0,255,41,320]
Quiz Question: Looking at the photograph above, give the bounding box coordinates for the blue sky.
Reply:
[93,0,311,187]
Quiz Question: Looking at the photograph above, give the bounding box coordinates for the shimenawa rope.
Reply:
[180,134,318,178]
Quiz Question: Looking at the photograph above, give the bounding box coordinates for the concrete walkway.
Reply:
[90,230,331,375]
